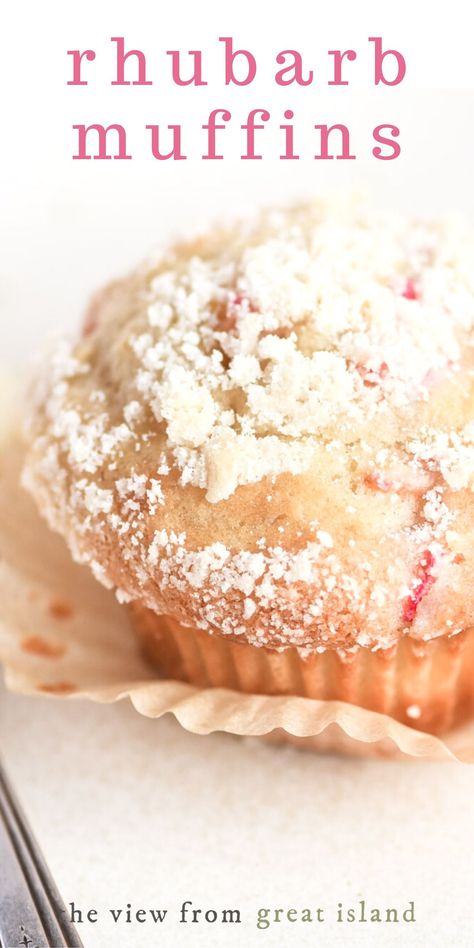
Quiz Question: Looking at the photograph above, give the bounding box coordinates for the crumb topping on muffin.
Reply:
[22,199,474,651]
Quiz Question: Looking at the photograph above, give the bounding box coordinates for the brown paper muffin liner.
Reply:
[2,421,474,761]
[130,605,474,737]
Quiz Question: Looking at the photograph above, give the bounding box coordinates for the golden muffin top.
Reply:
[22,198,474,651]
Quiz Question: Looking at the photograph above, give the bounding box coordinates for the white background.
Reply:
[1,1,474,946]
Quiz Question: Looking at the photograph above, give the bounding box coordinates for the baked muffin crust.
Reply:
[23,199,474,652]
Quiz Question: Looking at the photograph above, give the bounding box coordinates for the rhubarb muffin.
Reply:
[23,198,474,735]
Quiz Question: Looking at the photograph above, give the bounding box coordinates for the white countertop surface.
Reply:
[2,678,474,948]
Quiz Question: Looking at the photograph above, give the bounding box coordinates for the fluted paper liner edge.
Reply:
[1,427,473,762]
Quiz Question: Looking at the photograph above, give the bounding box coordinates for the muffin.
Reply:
[23,198,474,735]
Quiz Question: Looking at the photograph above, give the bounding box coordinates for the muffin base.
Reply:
[129,604,474,736]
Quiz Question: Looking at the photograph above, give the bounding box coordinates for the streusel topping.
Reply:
[23,199,474,650]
